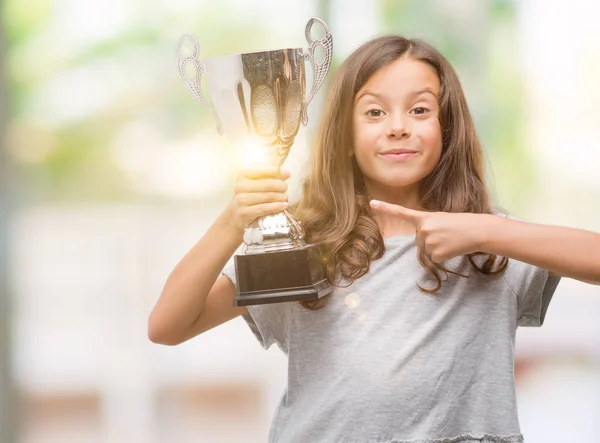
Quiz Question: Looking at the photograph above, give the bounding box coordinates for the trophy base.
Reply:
[233,244,333,306]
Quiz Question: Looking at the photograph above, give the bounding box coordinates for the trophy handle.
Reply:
[301,17,333,126]
[176,34,223,135]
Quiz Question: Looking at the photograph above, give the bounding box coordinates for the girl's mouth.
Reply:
[379,151,419,161]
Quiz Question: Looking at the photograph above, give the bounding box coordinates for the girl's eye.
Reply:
[411,107,429,116]
[366,109,384,118]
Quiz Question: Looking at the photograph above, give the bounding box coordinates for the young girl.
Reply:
[148,35,600,443]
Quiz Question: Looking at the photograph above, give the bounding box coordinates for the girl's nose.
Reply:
[385,113,411,139]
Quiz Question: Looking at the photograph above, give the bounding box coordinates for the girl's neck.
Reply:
[365,181,422,210]
[377,217,416,238]
[366,183,422,239]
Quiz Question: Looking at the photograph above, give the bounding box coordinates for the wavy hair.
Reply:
[292,35,507,309]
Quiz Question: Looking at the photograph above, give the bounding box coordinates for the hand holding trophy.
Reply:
[176,18,334,306]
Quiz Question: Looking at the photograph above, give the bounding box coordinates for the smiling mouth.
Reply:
[380,149,418,155]
[378,150,419,161]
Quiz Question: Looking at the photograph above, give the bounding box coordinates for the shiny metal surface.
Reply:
[177,18,332,253]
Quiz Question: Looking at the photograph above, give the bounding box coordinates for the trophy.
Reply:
[176,18,334,306]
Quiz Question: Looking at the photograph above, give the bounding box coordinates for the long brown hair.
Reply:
[293,35,507,308]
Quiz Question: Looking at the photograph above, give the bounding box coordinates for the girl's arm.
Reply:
[147,205,247,345]
[369,200,600,286]
[148,166,290,345]
[481,215,600,285]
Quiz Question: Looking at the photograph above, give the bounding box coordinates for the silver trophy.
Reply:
[176,17,334,306]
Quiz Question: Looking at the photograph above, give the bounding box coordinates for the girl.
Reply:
[148,35,600,443]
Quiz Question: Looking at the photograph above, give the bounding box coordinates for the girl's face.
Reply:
[353,57,442,198]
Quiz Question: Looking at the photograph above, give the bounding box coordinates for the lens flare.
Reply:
[239,137,273,167]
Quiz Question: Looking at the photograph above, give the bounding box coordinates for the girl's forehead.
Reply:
[361,58,440,95]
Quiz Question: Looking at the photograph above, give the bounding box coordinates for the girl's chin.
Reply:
[366,177,423,191]
[380,172,424,186]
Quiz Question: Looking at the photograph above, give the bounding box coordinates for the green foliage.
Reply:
[3,2,276,201]
[1,0,534,208]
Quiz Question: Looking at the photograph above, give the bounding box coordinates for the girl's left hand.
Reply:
[370,200,492,263]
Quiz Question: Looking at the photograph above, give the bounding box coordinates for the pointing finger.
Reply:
[369,200,425,225]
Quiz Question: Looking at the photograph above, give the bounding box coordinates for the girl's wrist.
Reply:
[477,213,505,254]
[219,204,245,243]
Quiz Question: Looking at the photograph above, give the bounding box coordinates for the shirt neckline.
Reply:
[383,233,416,245]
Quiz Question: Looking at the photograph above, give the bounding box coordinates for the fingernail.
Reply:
[283,202,289,208]
[370,200,380,208]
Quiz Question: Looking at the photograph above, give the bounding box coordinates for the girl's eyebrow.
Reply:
[409,88,438,99]
[355,90,384,103]
[355,88,438,103]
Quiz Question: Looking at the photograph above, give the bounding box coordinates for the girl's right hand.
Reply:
[227,165,291,234]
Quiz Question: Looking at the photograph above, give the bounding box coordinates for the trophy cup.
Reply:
[176,18,334,306]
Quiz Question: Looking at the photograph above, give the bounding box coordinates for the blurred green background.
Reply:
[1,1,599,442]
[2,0,537,207]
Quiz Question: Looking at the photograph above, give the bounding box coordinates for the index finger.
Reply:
[369,200,425,225]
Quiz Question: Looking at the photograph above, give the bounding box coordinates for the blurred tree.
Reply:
[0,0,18,440]
[3,1,276,202]
[3,0,538,211]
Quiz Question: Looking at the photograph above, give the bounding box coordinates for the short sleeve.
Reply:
[221,258,294,351]
[502,258,561,327]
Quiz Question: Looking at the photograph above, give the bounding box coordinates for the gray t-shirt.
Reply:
[221,234,560,443]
